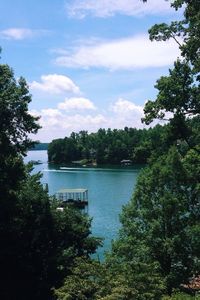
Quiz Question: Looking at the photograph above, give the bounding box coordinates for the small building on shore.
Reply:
[120,159,132,166]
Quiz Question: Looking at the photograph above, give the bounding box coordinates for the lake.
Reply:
[25,150,142,258]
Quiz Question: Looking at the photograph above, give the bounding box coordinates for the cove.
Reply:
[25,150,142,258]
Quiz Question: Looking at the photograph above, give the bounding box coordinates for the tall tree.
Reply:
[106,1,200,298]
[149,0,200,71]
[110,147,200,296]
[0,55,100,300]
[0,57,41,299]
[142,1,200,153]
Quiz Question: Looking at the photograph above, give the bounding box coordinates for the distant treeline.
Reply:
[31,142,49,151]
[48,118,199,165]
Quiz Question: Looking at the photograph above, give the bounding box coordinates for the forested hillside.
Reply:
[48,126,166,165]
[48,118,199,165]
[31,143,49,150]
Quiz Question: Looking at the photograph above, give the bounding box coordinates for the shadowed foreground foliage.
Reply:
[0,56,100,300]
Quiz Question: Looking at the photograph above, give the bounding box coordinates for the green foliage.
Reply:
[31,142,49,150]
[162,292,200,300]
[104,251,164,300]
[0,64,40,156]
[0,63,40,193]
[2,1,200,299]
[109,147,200,296]
[48,116,200,166]
[0,60,42,299]
[54,257,102,300]
[143,60,197,120]
[48,125,170,165]
[55,256,139,300]
[0,165,100,300]
[10,169,54,299]
[143,60,200,125]
[0,57,100,299]
[50,5,200,296]
[149,1,200,72]
[143,1,200,154]
[103,2,200,299]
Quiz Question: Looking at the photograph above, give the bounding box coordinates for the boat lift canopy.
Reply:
[56,188,88,202]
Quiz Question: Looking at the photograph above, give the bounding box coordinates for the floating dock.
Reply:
[56,188,88,211]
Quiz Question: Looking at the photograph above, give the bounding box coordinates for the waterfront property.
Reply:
[25,150,140,258]
[56,188,88,211]
[121,159,132,166]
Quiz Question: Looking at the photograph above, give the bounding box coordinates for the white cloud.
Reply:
[29,108,62,126]
[109,98,145,129]
[0,28,49,40]
[30,74,80,94]
[55,34,180,70]
[58,97,96,111]
[30,97,149,141]
[61,114,107,130]
[66,0,173,18]
[111,98,143,114]
[31,110,107,141]
[40,108,62,117]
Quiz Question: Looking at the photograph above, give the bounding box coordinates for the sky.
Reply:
[0,0,182,142]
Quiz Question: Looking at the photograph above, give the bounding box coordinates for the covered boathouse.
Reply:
[56,188,88,211]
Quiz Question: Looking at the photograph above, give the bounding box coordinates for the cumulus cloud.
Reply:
[31,110,107,141]
[66,0,173,18]
[30,74,80,94]
[55,34,180,70]
[111,98,143,114]
[40,108,62,117]
[0,28,49,40]
[30,97,150,141]
[61,114,107,130]
[58,97,96,111]
[109,98,145,129]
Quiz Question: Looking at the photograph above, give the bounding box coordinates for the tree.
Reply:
[54,257,103,300]
[54,256,143,300]
[111,147,200,296]
[116,1,200,297]
[48,125,176,166]
[105,2,200,298]
[1,165,100,300]
[0,56,100,299]
[0,62,40,155]
[0,59,40,195]
[143,60,200,123]
[0,57,41,299]
[148,1,200,72]
[142,1,200,153]
[8,169,55,300]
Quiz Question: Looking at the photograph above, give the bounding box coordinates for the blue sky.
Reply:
[0,0,182,141]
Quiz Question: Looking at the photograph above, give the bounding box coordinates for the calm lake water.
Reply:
[25,150,142,258]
